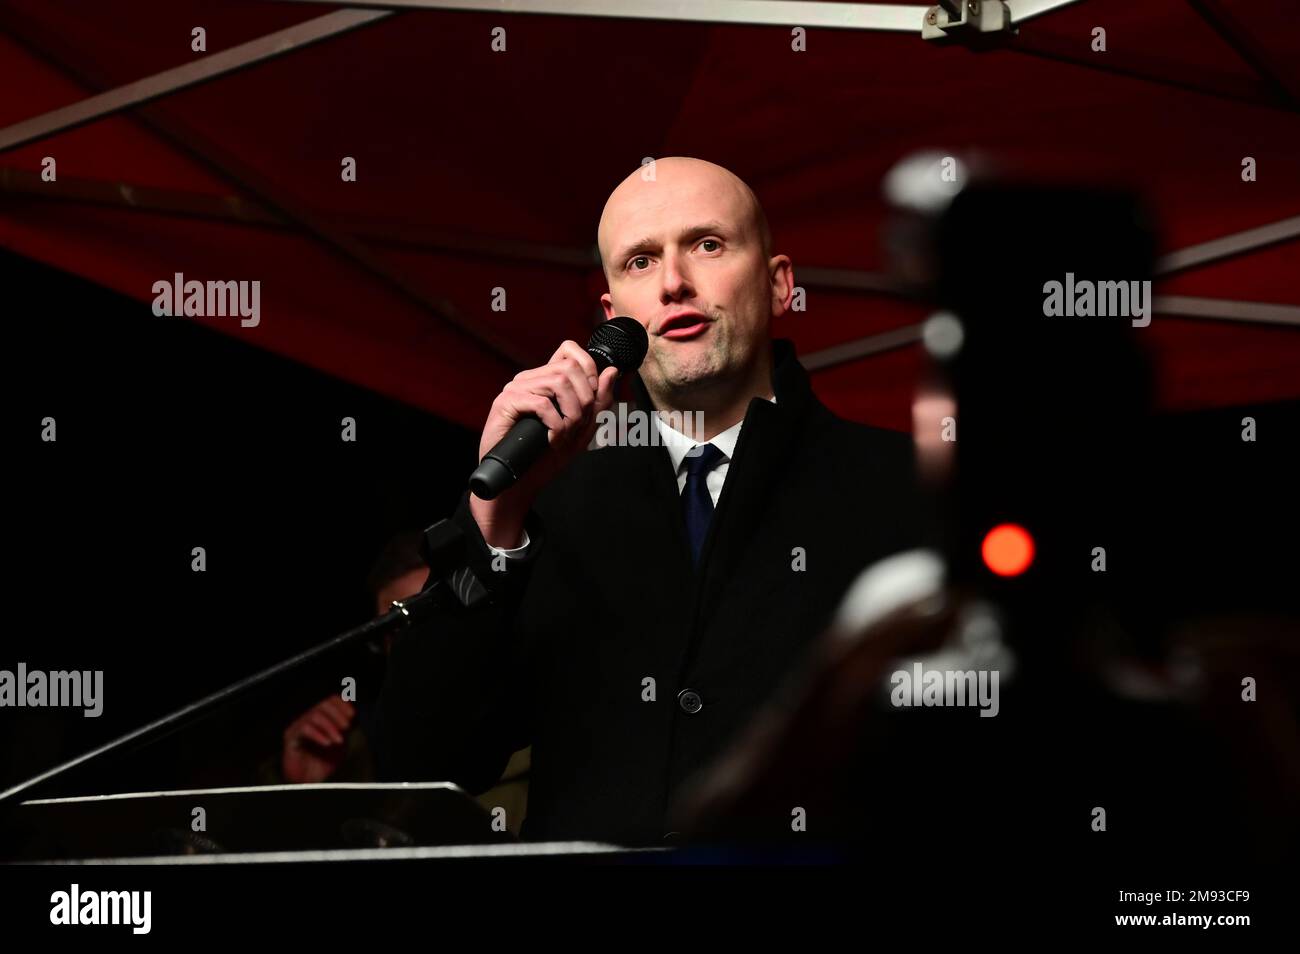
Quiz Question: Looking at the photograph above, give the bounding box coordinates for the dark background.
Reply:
[3,246,477,795]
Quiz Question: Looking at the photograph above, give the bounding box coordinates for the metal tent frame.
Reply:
[1,0,1295,379]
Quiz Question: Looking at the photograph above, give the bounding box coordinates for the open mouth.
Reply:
[660,315,711,340]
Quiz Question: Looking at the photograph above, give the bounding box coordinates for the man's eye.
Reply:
[700,240,720,252]
[630,256,650,270]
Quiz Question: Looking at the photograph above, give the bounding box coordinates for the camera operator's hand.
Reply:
[281,696,356,784]
[470,340,619,549]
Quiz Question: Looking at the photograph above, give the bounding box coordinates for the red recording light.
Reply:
[982,523,1035,577]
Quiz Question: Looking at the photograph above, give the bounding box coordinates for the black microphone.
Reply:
[469,316,649,500]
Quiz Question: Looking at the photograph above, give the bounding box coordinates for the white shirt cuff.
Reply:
[487,528,531,559]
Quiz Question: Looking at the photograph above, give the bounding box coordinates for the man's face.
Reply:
[599,160,791,405]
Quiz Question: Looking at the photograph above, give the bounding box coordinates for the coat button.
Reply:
[677,689,703,714]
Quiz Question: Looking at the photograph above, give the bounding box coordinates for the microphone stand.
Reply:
[0,520,467,811]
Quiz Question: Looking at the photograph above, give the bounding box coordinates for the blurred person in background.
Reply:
[274,531,531,836]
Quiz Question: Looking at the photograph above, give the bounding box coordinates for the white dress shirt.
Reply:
[489,396,776,557]
[652,402,767,507]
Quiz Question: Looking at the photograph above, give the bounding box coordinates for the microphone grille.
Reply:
[587,316,648,373]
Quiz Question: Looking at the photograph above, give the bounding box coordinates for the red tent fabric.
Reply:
[2,0,1297,432]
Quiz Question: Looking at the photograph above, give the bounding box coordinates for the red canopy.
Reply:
[2,0,1297,431]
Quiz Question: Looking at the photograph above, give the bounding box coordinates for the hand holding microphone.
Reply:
[468,316,648,548]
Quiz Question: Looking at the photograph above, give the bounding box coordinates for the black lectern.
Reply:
[3,782,503,862]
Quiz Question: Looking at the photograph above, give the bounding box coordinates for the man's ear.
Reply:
[769,255,794,319]
[600,292,616,320]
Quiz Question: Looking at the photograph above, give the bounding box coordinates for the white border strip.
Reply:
[21,781,464,806]
[269,0,930,31]
[1004,0,1085,25]
[22,842,669,865]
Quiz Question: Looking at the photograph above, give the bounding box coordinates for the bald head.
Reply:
[595,157,793,428]
[598,157,771,281]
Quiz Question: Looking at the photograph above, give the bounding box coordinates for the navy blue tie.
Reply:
[681,443,726,567]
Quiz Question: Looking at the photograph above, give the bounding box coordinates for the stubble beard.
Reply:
[647,326,730,407]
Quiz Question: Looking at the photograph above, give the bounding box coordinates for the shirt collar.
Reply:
[653,396,777,475]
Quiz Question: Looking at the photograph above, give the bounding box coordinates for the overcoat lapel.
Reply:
[627,338,817,638]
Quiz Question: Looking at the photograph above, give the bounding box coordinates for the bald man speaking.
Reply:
[373,158,924,845]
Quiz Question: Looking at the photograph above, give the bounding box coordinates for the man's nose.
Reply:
[659,250,693,302]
